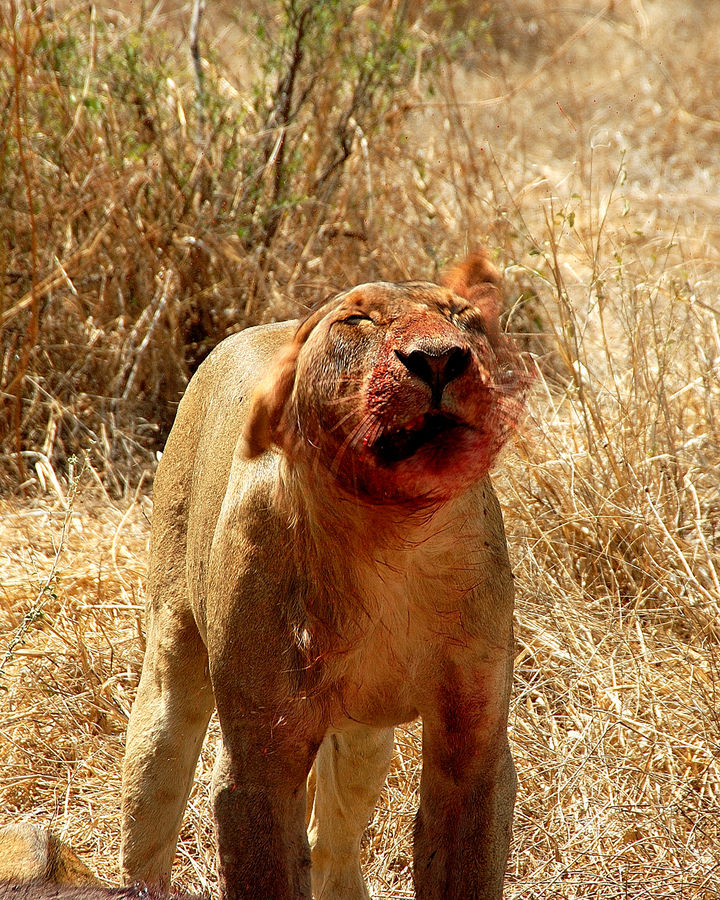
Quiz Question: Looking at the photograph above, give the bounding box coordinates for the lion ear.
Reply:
[243,308,327,459]
[243,341,301,459]
[441,250,502,339]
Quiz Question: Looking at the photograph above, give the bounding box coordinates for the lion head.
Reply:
[244,252,532,504]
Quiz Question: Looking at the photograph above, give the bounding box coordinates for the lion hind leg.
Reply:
[120,608,214,892]
[308,725,395,900]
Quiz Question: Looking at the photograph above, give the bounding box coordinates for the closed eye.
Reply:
[452,310,487,334]
[340,313,374,325]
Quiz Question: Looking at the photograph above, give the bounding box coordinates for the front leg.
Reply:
[414,657,516,900]
[208,612,320,900]
[205,500,326,900]
[212,723,317,900]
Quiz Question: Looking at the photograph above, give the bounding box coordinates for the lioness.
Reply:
[120,252,530,900]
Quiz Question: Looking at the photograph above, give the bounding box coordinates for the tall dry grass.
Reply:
[0,0,423,491]
[2,1,720,898]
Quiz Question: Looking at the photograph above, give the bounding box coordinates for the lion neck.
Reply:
[275,453,487,597]
[272,453,491,672]
[279,453,455,545]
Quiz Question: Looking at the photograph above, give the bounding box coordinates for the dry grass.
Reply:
[2,0,720,898]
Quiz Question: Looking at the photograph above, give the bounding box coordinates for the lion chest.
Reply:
[301,547,499,730]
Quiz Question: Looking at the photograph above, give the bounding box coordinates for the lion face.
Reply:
[246,255,531,505]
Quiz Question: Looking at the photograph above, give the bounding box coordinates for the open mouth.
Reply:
[372,413,466,464]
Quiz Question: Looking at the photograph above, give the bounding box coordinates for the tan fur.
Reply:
[0,825,97,886]
[0,825,199,900]
[120,253,531,899]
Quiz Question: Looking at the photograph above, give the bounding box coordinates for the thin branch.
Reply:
[0,457,84,677]
[189,0,207,145]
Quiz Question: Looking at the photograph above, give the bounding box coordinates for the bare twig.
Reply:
[120,270,175,402]
[0,457,83,676]
[189,0,207,144]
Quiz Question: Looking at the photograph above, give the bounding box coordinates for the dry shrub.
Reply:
[2,0,720,898]
[498,235,720,897]
[0,0,422,491]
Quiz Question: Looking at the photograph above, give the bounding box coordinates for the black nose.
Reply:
[395,345,470,405]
